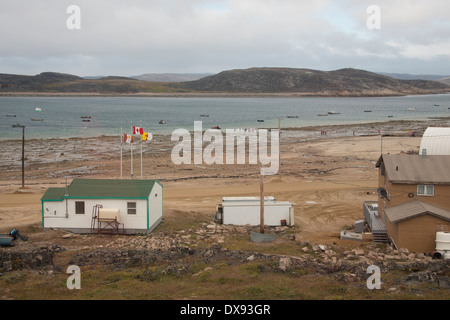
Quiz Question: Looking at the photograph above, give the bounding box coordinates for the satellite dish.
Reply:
[377,187,390,201]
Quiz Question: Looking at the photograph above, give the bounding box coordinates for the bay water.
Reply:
[0,94,449,141]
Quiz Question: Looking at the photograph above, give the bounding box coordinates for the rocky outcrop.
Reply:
[1,224,448,290]
[0,244,64,272]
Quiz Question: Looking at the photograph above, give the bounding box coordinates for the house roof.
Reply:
[41,179,162,201]
[376,154,450,185]
[385,200,450,223]
[41,187,67,201]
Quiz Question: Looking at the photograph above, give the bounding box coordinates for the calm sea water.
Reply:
[0,94,449,140]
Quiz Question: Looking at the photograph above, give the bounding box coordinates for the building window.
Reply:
[417,185,434,196]
[127,202,137,215]
[75,201,85,214]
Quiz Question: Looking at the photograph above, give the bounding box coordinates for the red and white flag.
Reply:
[133,126,144,135]
[123,134,134,143]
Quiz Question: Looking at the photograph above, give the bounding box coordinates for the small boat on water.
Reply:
[388,115,394,118]
[211,126,220,130]
[6,114,16,117]
[82,119,91,122]
[407,107,416,111]
[287,115,298,118]
[364,110,372,112]
[434,104,440,106]
[317,114,328,116]
[328,111,340,115]
[31,118,44,121]
[35,107,42,112]
[200,114,209,117]
[11,123,22,128]
[81,116,91,119]
[159,120,166,124]
[257,120,264,122]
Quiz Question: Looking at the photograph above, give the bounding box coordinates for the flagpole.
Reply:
[131,121,134,179]
[120,126,123,179]
[140,120,143,180]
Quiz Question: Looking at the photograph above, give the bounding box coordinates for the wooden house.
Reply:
[375,154,450,252]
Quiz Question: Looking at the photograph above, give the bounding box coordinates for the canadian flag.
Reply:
[133,126,144,135]
[123,134,134,143]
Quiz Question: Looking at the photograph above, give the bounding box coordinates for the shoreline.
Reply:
[1,117,449,143]
[1,91,449,98]
[1,116,448,188]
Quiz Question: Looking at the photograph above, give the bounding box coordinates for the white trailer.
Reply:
[41,178,163,234]
[215,197,294,227]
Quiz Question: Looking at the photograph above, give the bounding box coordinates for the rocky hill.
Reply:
[175,67,450,96]
[132,73,213,82]
[439,77,450,86]
[0,68,448,96]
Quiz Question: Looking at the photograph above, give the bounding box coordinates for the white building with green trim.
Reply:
[41,179,163,234]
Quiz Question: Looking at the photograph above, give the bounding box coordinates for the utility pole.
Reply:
[21,125,25,188]
[260,166,264,234]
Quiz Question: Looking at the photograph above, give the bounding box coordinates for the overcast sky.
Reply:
[1,0,449,77]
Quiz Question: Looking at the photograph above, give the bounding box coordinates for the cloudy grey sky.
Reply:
[1,0,449,77]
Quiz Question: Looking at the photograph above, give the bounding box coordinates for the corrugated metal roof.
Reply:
[41,179,162,201]
[41,187,66,201]
[376,154,450,185]
[385,200,450,223]
[420,127,450,155]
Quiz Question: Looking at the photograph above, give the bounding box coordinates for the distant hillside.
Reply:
[0,72,187,94]
[174,67,450,96]
[0,72,82,91]
[378,72,450,81]
[0,68,448,96]
[132,73,213,82]
[439,77,450,86]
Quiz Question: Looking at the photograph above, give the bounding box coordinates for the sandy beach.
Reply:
[1,117,448,244]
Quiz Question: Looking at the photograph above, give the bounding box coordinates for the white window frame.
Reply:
[417,185,434,196]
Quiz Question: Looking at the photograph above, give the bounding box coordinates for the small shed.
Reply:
[215,197,294,227]
[41,178,163,234]
[419,127,450,156]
